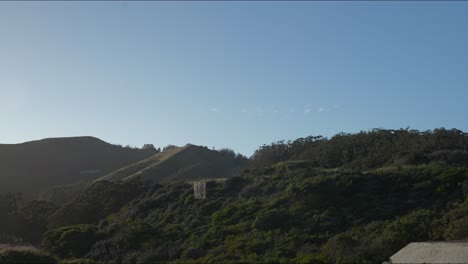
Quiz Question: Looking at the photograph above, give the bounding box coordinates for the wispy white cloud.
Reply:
[210,108,218,112]
[304,109,311,113]
[289,108,296,113]
[241,108,248,113]
[318,107,325,113]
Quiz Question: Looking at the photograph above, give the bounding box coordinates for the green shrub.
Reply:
[43,224,102,258]
[181,247,206,260]
[252,209,291,230]
[444,217,468,240]
[59,259,106,264]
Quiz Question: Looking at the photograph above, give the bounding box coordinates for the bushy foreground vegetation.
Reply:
[0,250,56,264]
[46,163,464,263]
[0,128,467,263]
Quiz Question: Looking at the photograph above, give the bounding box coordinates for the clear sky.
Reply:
[1,2,468,156]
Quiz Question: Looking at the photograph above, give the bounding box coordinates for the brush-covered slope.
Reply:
[47,179,149,229]
[0,136,157,198]
[40,162,467,263]
[97,144,247,184]
[2,128,468,263]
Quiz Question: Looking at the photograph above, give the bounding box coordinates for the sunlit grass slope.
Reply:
[97,144,246,184]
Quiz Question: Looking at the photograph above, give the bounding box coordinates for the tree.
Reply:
[218,148,236,159]
[0,193,22,241]
[43,225,102,258]
[163,145,179,151]
[142,144,157,151]
[16,200,58,244]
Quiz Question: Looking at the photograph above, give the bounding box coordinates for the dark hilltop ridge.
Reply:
[0,128,467,263]
[0,136,247,202]
[0,136,157,199]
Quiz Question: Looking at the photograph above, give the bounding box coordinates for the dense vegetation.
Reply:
[251,128,468,169]
[41,163,466,263]
[0,250,57,264]
[0,128,467,263]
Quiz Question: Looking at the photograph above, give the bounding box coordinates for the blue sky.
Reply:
[1,2,468,156]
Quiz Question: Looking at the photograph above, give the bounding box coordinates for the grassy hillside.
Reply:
[96,146,186,182]
[97,144,247,184]
[0,136,156,199]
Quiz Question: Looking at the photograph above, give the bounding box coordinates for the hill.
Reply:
[0,136,157,199]
[40,145,247,228]
[1,128,467,263]
[96,144,247,184]
[39,162,467,263]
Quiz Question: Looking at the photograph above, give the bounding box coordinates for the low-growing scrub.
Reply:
[0,250,57,264]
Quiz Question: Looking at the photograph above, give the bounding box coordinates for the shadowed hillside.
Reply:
[0,137,157,199]
[97,144,248,184]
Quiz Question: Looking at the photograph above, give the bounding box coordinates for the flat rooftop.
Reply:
[390,241,468,264]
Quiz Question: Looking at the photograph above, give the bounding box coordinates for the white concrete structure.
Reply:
[193,181,206,199]
[389,241,468,264]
